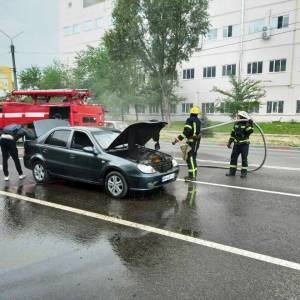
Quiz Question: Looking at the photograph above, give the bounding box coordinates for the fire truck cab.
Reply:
[0,89,105,129]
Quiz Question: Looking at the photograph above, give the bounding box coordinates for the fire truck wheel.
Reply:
[105,171,128,198]
[33,161,49,183]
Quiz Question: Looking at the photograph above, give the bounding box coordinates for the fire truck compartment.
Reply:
[49,106,70,120]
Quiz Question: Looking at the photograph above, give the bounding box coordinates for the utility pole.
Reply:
[0,29,24,90]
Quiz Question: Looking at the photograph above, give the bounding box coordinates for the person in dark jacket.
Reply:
[226,111,254,178]
[0,123,34,181]
[173,106,202,181]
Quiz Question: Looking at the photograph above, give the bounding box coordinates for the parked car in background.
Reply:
[24,120,179,198]
[103,121,128,132]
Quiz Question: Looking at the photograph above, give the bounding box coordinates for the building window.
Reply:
[219,102,232,114]
[296,100,300,113]
[182,103,193,113]
[63,26,72,36]
[72,24,80,34]
[247,61,263,74]
[201,103,214,114]
[248,103,260,113]
[206,28,218,41]
[203,66,216,78]
[83,20,93,31]
[170,104,177,114]
[149,104,159,114]
[222,64,236,76]
[267,101,284,114]
[83,0,104,8]
[249,19,265,34]
[272,15,289,29]
[269,59,286,72]
[95,18,102,29]
[183,68,194,79]
[223,25,239,38]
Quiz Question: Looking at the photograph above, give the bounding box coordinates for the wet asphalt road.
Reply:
[0,144,300,299]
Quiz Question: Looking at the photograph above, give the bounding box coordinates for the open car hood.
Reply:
[106,121,167,150]
[33,119,70,138]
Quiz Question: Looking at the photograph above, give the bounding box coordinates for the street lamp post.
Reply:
[0,29,24,90]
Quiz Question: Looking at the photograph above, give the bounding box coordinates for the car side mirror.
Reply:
[83,146,97,155]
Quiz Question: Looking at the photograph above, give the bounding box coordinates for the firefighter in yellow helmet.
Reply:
[172,106,201,181]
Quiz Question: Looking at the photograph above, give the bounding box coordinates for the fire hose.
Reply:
[176,119,267,173]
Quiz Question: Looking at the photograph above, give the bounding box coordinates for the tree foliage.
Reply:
[19,62,72,90]
[104,0,209,121]
[19,66,42,89]
[213,76,266,118]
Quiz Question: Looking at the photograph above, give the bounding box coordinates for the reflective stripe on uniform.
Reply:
[184,124,192,129]
[238,139,249,143]
[190,157,196,178]
[230,165,237,168]
[193,122,196,135]
[246,127,253,131]
[180,133,186,139]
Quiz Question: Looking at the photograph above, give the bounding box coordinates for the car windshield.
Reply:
[92,131,121,149]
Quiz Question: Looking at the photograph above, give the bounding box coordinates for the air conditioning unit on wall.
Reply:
[262,26,271,40]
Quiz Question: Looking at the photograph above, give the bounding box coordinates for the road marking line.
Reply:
[160,141,300,153]
[175,157,300,172]
[0,190,299,271]
[177,178,300,198]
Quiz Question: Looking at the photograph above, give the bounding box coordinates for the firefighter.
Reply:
[226,111,254,178]
[0,124,34,181]
[172,106,201,181]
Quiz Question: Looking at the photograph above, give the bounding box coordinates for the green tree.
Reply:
[19,62,73,90]
[73,46,145,119]
[213,76,266,118]
[19,65,42,89]
[40,61,72,89]
[104,0,209,122]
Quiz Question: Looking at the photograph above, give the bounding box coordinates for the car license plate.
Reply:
[162,173,175,182]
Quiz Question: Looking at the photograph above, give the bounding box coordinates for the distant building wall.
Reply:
[0,66,13,97]
[59,0,300,122]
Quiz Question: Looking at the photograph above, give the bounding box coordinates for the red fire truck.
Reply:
[0,89,105,128]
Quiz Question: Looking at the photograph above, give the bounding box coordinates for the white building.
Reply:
[59,0,300,121]
[59,0,114,65]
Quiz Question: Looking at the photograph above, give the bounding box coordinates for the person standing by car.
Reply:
[226,111,254,178]
[0,123,34,181]
[172,106,202,181]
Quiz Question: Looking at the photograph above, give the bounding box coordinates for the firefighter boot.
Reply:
[240,169,247,178]
[184,176,194,182]
[226,167,236,177]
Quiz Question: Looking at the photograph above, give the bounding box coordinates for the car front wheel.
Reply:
[105,171,128,198]
[33,161,49,183]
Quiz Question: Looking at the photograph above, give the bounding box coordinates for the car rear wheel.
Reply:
[33,161,49,183]
[105,171,128,198]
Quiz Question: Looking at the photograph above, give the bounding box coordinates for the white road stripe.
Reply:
[175,157,300,172]
[160,141,300,153]
[0,190,299,271]
[177,179,300,198]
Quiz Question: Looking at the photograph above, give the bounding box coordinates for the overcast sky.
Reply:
[0,0,59,72]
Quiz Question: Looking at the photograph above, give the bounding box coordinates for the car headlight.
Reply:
[137,164,156,174]
[172,159,178,167]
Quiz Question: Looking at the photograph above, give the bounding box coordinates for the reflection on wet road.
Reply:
[1,149,300,298]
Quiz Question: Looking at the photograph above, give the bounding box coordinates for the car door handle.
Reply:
[70,154,76,159]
